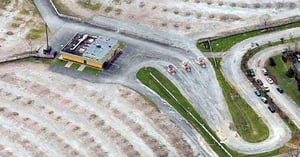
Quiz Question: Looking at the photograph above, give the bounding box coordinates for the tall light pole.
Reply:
[208,38,217,67]
[28,40,33,53]
[45,23,49,51]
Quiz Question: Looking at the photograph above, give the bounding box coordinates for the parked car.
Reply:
[266,77,274,84]
[261,68,268,75]
[296,54,300,62]
[268,106,276,113]
[256,79,263,86]
[276,87,284,93]
[264,86,270,92]
[261,97,268,103]
[254,90,261,96]
[281,48,288,54]
[248,68,255,76]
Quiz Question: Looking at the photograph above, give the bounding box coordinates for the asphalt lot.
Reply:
[34,0,300,156]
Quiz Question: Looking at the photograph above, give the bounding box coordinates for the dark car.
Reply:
[268,106,275,113]
[276,87,284,93]
[256,79,263,86]
[248,69,255,76]
[254,90,261,96]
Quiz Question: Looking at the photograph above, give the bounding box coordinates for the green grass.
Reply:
[82,66,101,75]
[26,28,45,40]
[70,62,80,70]
[51,59,67,67]
[136,67,286,157]
[77,1,101,11]
[51,59,101,75]
[104,6,113,13]
[137,67,231,157]
[118,42,126,49]
[210,58,269,143]
[266,55,300,106]
[197,31,265,52]
[197,21,300,52]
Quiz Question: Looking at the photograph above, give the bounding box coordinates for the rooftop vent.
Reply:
[87,38,94,44]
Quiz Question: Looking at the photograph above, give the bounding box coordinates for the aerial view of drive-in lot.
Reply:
[1,0,300,157]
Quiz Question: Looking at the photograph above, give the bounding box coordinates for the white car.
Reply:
[297,54,300,62]
[264,87,270,92]
[266,77,274,84]
[261,97,268,103]
[261,68,268,75]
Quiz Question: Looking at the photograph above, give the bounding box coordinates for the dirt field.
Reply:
[0,0,45,59]
[57,0,300,37]
[0,61,194,157]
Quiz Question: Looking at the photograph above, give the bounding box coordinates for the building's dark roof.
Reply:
[61,33,118,63]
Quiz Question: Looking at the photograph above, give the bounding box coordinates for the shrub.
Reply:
[286,67,295,78]
[282,55,287,63]
[269,57,276,66]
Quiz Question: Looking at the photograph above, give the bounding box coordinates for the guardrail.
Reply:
[49,0,81,21]
[47,0,183,51]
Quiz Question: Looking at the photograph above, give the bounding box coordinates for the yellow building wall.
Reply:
[61,53,84,64]
[87,61,102,68]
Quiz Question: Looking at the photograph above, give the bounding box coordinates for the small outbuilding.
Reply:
[60,33,121,69]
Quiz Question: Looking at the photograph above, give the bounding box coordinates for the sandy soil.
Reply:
[58,0,300,37]
[0,0,45,59]
[0,62,194,157]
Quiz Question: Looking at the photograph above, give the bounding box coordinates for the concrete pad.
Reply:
[65,61,73,68]
[78,64,86,71]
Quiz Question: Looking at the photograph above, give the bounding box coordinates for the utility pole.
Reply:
[45,23,49,50]
[208,38,217,67]
[28,40,32,53]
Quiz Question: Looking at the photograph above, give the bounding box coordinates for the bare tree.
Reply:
[259,14,271,28]
[288,147,300,157]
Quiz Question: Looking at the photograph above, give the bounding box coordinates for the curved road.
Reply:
[248,45,300,128]
[222,28,300,152]
[34,0,300,156]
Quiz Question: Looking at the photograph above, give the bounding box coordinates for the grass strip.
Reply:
[51,59,67,66]
[210,58,269,143]
[197,21,300,52]
[82,66,101,75]
[70,62,80,70]
[137,67,286,157]
[137,67,232,157]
